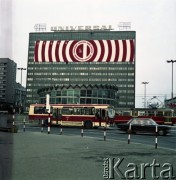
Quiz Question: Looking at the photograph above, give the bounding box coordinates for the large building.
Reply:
[26,30,136,108]
[0,58,17,105]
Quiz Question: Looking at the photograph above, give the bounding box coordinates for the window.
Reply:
[61,90,67,96]
[81,90,86,96]
[62,108,73,115]
[34,107,46,114]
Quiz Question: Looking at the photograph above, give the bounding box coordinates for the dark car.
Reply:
[116,118,171,136]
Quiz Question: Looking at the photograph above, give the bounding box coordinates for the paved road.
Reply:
[1,126,176,180]
[18,123,176,151]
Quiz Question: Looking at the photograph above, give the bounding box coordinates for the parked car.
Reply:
[116,118,171,136]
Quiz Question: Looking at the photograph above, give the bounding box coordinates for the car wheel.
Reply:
[158,130,165,136]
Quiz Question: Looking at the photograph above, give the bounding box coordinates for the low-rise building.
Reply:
[0,58,16,105]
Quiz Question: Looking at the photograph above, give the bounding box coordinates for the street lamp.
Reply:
[142,82,149,108]
[167,60,176,99]
[17,67,26,113]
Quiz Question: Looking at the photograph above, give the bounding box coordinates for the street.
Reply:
[0,121,176,180]
[20,123,176,151]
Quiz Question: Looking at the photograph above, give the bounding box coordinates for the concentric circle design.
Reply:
[34,39,135,62]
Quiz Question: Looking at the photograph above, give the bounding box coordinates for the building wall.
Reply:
[14,82,26,110]
[0,58,16,104]
[26,31,136,108]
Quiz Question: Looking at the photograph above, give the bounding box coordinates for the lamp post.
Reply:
[142,82,149,108]
[17,67,26,114]
[167,60,176,99]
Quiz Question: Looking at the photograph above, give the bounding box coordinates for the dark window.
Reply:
[80,90,86,96]
[92,90,97,97]
[62,98,67,104]
[80,98,86,104]
[61,90,67,96]
[86,98,91,104]
[98,90,102,97]
[56,98,61,104]
[57,91,61,96]
[34,107,46,114]
[87,90,92,97]
[62,108,73,115]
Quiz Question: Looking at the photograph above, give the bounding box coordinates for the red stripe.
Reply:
[48,41,53,62]
[34,40,39,62]
[114,40,119,62]
[55,41,60,62]
[62,41,68,63]
[122,40,127,62]
[98,40,105,62]
[69,41,78,62]
[106,40,112,62]
[87,40,97,62]
[129,40,135,62]
[41,41,46,62]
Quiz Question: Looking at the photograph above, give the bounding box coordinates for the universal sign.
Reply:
[50,25,113,31]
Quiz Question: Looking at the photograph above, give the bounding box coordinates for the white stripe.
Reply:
[93,40,101,62]
[118,40,123,62]
[38,41,43,62]
[102,40,108,62]
[126,40,131,62]
[110,40,116,62]
[83,42,87,59]
[59,41,65,62]
[66,41,73,62]
[52,41,57,62]
[45,41,50,62]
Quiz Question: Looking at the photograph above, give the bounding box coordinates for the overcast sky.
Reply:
[1,0,176,107]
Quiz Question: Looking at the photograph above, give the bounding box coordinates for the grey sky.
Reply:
[1,0,176,107]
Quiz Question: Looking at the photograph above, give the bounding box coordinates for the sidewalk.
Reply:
[0,131,175,180]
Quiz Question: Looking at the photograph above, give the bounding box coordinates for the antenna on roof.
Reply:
[118,22,131,30]
[34,23,47,32]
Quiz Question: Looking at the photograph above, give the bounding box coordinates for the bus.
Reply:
[28,104,116,128]
[115,108,176,125]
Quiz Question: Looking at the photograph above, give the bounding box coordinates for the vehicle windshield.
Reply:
[127,118,157,125]
[108,108,115,118]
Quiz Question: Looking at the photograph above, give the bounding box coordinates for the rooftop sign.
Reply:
[51,25,113,31]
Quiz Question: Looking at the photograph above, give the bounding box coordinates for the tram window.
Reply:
[102,109,106,118]
[164,111,172,116]
[73,108,81,115]
[34,107,46,114]
[123,111,131,116]
[156,111,163,117]
[62,108,73,115]
[148,111,155,116]
[138,111,145,116]
[84,107,94,115]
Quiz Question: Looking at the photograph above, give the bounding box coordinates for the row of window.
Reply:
[27,72,134,76]
[39,89,117,99]
[40,97,117,106]
[27,78,133,82]
[27,66,135,71]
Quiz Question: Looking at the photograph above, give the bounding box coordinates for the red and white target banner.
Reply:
[34,40,135,63]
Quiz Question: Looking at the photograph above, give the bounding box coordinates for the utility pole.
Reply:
[142,82,149,108]
[166,60,176,99]
[17,67,26,114]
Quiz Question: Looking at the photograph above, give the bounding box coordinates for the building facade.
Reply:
[14,82,26,112]
[0,58,17,105]
[26,31,136,108]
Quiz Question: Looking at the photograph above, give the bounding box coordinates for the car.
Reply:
[116,118,171,136]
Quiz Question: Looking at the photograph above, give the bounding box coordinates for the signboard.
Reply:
[34,40,135,63]
[51,25,113,31]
